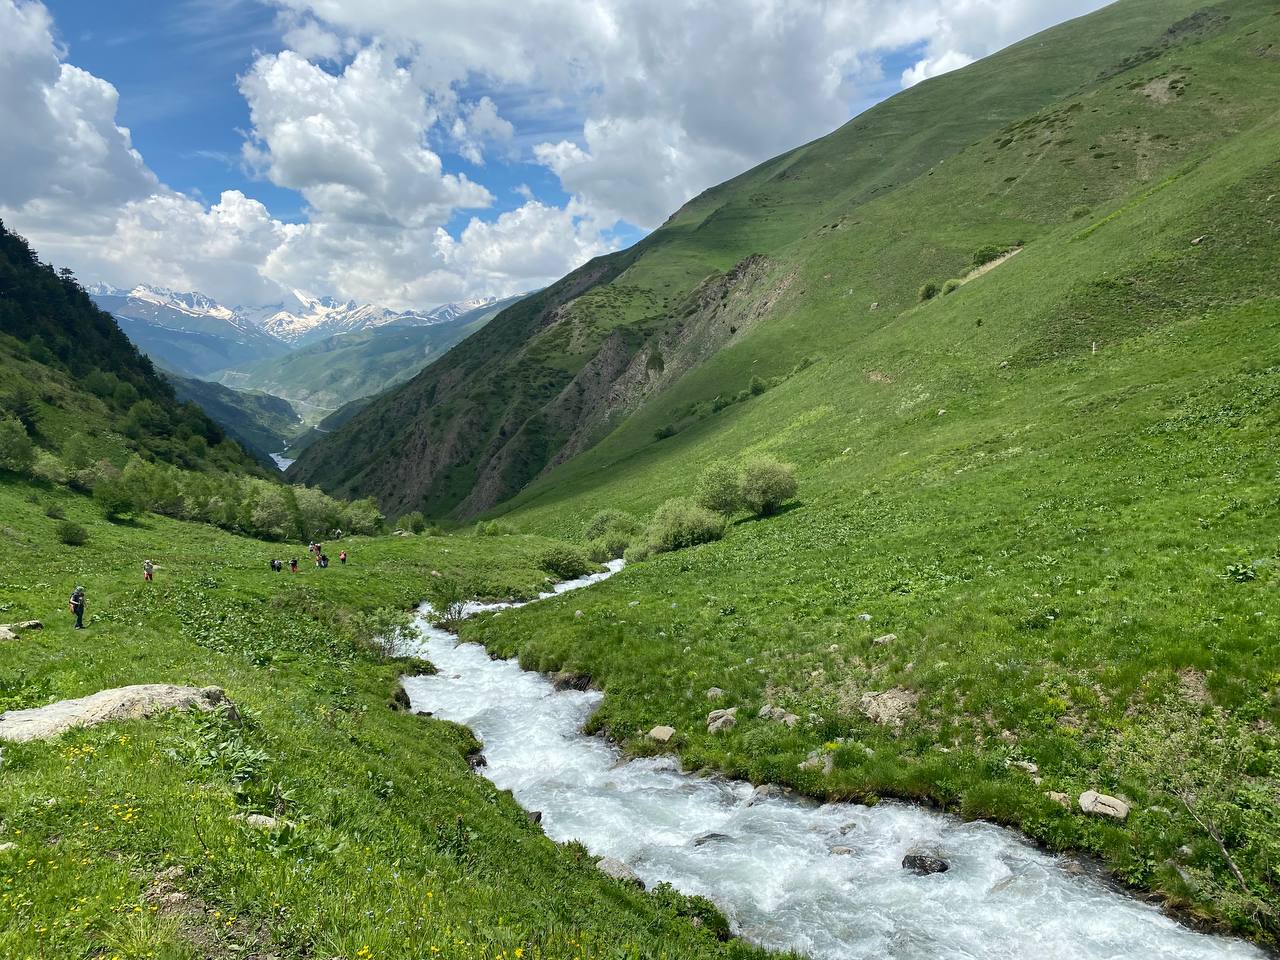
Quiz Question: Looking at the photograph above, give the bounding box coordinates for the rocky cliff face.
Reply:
[288,248,789,520]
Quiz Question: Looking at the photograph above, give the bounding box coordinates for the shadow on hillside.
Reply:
[733,501,803,525]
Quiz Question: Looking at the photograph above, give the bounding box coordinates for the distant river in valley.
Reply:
[403,563,1264,960]
[270,453,294,471]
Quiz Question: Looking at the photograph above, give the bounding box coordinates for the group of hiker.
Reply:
[270,542,348,573]
[68,543,352,630]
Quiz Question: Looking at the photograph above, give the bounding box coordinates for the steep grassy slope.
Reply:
[437,7,1280,942]
[166,373,304,467]
[219,296,522,425]
[290,0,1242,521]
[0,222,264,477]
[0,480,765,960]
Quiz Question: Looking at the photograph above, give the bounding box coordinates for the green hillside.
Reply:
[289,0,1280,940]
[0,221,264,478]
[166,372,304,468]
[221,296,521,425]
[290,0,1262,520]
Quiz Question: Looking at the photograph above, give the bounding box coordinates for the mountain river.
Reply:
[401,561,1265,960]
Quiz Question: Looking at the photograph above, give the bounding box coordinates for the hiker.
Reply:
[290,558,299,573]
[143,560,154,582]
[339,550,347,565]
[69,586,85,630]
[319,554,329,569]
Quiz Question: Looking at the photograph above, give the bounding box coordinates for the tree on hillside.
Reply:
[0,416,35,473]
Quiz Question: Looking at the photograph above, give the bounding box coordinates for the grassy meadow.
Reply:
[0,479,775,960]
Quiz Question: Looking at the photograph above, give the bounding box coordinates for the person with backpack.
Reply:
[69,586,86,629]
[290,558,299,573]
[339,550,347,565]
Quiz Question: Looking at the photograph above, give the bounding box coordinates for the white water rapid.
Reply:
[401,561,1265,960]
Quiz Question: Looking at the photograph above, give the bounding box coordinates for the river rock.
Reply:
[648,725,676,743]
[0,684,236,743]
[526,810,543,825]
[551,671,592,691]
[831,846,854,856]
[692,832,732,847]
[390,684,411,711]
[707,707,738,734]
[1079,790,1130,820]
[1046,791,1072,810]
[597,857,643,887]
[744,784,772,807]
[858,688,919,729]
[902,849,950,875]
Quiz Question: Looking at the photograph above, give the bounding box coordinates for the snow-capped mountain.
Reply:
[247,291,475,345]
[90,282,506,377]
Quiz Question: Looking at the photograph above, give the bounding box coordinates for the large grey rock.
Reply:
[597,857,643,887]
[0,620,42,640]
[648,725,676,743]
[706,707,738,734]
[1079,790,1130,821]
[0,684,235,743]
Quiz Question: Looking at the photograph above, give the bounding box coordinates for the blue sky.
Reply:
[2,0,1108,309]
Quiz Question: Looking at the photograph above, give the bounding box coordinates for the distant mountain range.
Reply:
[88,282,503,378]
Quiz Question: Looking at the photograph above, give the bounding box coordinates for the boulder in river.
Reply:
[648,725,676,743]
[0,684,235,743]
[831,846,854,856]
[597,857,643,887]
[693,832,732,847]
[902,849,950,875]
[707,707,738,734]
[1079,790,1130,820]
[744,784,772,807]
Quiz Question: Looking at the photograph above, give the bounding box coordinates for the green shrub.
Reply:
[0,417,35,473]
[972,244,1010,268]
[749,375,768,396]
[583,509,639,541]
[738,456,798,516]
[622,542,655,564]
[43,501,65,520]
[695,461,742,516]
[31,450,67,485]
[425,574,470,626]
[397,510,428,534]
[93,472,138,521]
[942,278,963,295]
[654,424,676,440]
[919,281,941,302]
[474,520,516,537]
[539,545,595,580]
[56,520,88,546]
[643,498,727,554]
